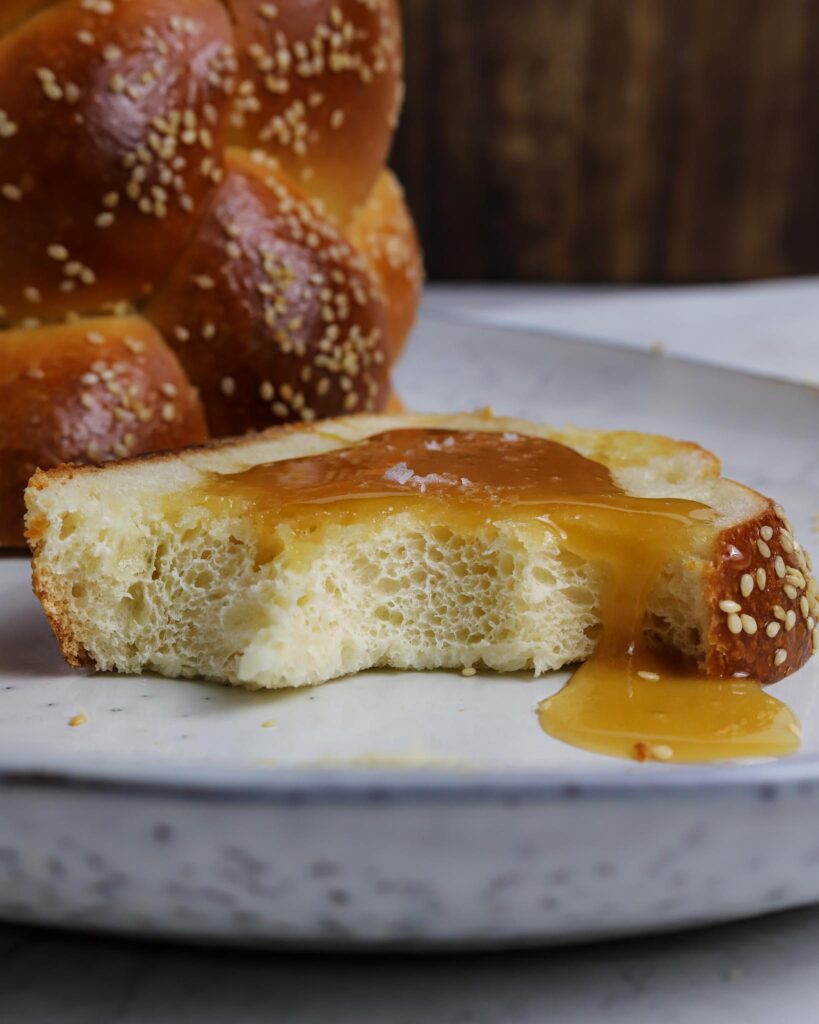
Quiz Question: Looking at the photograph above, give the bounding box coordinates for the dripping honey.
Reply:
[195,428,799,763]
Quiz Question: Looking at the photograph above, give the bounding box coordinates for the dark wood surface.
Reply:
[393,0,819,282]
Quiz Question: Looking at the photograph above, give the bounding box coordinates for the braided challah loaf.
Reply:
[0,0,422,544]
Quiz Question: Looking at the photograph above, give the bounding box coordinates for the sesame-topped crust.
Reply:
[348,170,424,359]
[707,503,818,684]
[0,0,233,325]
[224,0,403,221]
[0,315,207,544]
[146,148,392,436]
[0,0,421,546]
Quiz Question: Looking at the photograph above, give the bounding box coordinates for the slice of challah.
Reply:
[25,412,818,689]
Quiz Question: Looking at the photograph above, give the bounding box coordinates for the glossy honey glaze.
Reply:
[198,428,799,762]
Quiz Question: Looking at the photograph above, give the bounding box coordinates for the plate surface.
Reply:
[0,316,817,948]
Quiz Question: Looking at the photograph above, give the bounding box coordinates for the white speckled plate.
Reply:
[0,316,817,949]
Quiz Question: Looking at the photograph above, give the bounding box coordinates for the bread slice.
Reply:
[25,412,817,689]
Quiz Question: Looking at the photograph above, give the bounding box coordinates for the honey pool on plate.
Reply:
[539,653,800,763]
[199,427,800,764]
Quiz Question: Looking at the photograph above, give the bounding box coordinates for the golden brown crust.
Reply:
[30,556,91,669]
[0,0,233,325]
[145,148,392,436]
[386,390,406,413]
[706,502,817,684]
[224,0,403,221]
[0,1,419,535]
[1,316,207,545]
[0,1,55,37]
[348,170,424,359]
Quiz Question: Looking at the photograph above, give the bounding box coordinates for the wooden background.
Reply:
[392,0,819,282]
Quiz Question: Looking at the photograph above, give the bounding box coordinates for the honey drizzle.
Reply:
[196,428,799,763]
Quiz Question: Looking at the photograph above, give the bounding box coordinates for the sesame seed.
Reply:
[719,600,742,614]
[727,613,743,635]
[740,614,757,635]
[813,628,819,654]
[740,574,754,598]
[766,621,781,638]
[220,376,236,396]
[160,382,178,398]
[80,392,96,409]
[193,274,215,290]
[259,381,275,401]
[786,569,806,589]
[637,671,660,680]
[112,441,129,459]
[801,596,810,618]
[95,212,115,229]
[785,610,797,631]
[774,649,788,667]
[461,666,477,677]
[161,402,176,422]
[784,584,798,601]
[756,568,767,590]
[86,331,105,345]
[47,244,69,261]
[774,555,786,578]
[760,525,774,542]
[2,184,22,202]
[757,539,771,558]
